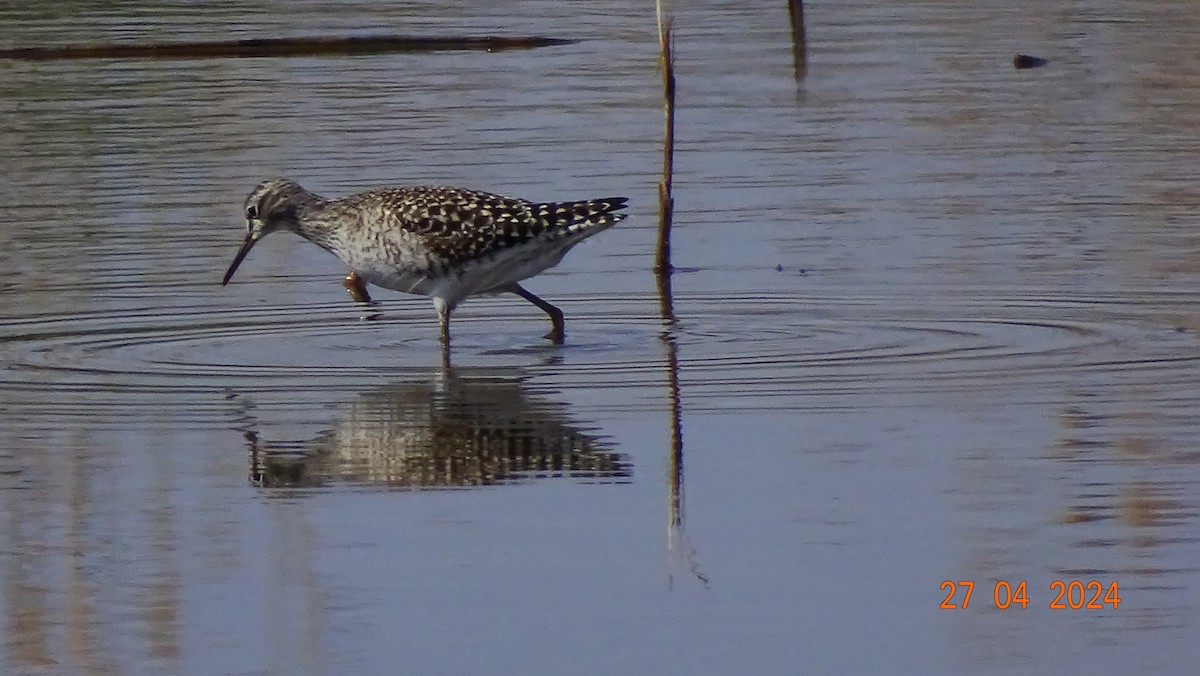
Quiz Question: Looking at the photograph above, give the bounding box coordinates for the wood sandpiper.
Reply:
[221,178,628,345]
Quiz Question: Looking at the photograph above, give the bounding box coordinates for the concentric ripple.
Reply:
[3,287,1198,424]
[545,289,1200,410]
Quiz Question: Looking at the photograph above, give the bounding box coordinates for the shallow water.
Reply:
[3,1,1200,674]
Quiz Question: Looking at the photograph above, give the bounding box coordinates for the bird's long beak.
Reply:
[222,234,258,285]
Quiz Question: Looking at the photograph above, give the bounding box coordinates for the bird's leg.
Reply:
[342,272,372,303]
[435,299,452,347]
[507,283,565,345]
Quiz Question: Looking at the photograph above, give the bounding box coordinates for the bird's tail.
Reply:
[531,197,629,235]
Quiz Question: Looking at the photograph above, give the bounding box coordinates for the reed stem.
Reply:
[655,0,676,274]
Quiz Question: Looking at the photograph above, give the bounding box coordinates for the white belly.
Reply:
[350,237,582,307]
[354,265,440,296]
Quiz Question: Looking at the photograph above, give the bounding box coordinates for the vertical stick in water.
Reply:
[655,0,676,274]
[788,0,807,79]
[653,2,703,587]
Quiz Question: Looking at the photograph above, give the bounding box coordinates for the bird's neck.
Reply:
[291,199,345,254]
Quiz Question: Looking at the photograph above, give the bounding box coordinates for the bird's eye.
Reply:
[245,205,259,220]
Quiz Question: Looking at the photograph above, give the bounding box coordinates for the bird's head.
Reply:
[222,178,316,285]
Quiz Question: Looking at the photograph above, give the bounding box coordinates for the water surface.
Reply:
[2,1,1200,674]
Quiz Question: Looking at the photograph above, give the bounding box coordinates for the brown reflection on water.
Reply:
[143,428,181,663]
[64,447,116,676]
[1055,395,1200,538]
[1050,374,1200,633]
[265,495,322,673]
[239,368,628,489]
[2,436,126,675]
[3,472,55,672]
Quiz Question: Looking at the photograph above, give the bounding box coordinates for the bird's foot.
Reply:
[342,272,372,303]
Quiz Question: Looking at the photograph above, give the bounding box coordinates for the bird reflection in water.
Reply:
[231,368,629,488]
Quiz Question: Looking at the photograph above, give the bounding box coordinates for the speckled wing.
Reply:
[348,186,628,267]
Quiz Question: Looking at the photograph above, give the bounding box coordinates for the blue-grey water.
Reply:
[3,1,1200,674]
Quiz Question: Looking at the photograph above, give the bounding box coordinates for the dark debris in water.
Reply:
[1013,54,1048,70]
[0,35,576,61]
[775,264,808,275]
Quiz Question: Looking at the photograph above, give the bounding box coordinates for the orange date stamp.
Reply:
[939,580,1121,609]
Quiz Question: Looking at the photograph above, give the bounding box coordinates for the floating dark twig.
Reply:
[0,35,575,61]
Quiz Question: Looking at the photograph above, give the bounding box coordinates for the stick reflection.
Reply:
[658,272,708,588]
